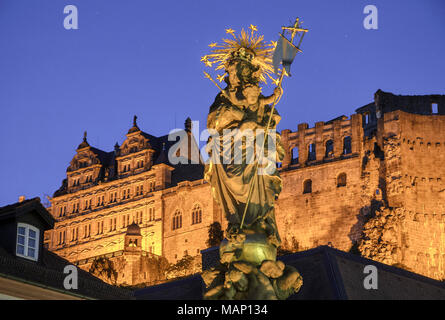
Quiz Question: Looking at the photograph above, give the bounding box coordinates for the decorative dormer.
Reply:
[66,132,108,191]
[0,197,55,263]
[116,116,157,176]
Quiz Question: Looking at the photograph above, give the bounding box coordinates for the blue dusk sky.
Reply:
[0,0,444,206]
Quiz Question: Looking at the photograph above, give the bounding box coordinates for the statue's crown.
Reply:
[231,47,254,63]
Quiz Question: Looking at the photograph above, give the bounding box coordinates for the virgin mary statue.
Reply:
[202,29,285,249]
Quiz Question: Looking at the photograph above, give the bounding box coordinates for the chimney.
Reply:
[18,195,26,203]
[184,117,192,132]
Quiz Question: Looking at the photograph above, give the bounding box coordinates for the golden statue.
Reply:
[201,20,307,300]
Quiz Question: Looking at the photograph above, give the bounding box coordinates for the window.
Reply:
[122,214,130,228]
[337,173,347,187]
[110,192,117,203]
[303,179,312,194]
[172,210,182,230]
[57,230,66,245]
[109,217,117,231]
[122,188,131,200]
[71,227,78,241]
[291,147,299,164]
[97,195,104,206]
[192,204,202,225]
[59,206,67,217]
[364,113,370,125]
[97,221,104,235]
[325,140,334,158]
[136,185,144,196]
[136,160,144,169]
[149,207,155,221]
[84,224,91,238]
[123,164,131,173]
[343,136,352,155]
[84,199,92,210]
[432,103,438,114]
[16,223,39,261]
[308,143,316,161]
[135,211,143,224]
[149,181,155,192]
[73,202,79,213]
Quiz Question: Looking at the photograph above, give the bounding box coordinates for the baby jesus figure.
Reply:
[235,84,283,131]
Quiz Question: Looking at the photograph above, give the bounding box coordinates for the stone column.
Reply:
[297,123,308,166]
[281,129,291,169]
[315,121,324,161]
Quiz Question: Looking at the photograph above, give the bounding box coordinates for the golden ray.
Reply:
[216,74,226,82]
[225,28,235,37]
[202,26,278,84]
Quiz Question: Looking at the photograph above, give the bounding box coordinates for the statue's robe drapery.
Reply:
[204,92,284,245]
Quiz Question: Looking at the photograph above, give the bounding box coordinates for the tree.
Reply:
[165,255,196,279]
[89,257,118,285]
[206,222,224,247]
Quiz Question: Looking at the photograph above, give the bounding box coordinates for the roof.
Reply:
[54,126,204,197]
[280,246,445,300]
[135,246,445,300]
[126,223,141,236]
[0,246,133,300]
[0,197,55,229]
[134,274,203,300]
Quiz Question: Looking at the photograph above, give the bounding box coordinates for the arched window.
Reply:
[343,136,352,155]
[325,140,334,158]
[303,179,312,194]
[337,173,347,187]
[192,204,202,225]
[172,210,182,230]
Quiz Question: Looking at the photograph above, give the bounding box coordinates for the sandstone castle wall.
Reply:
[45,90,445,285]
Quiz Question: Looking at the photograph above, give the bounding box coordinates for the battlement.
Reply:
[280,113,363,169]
[281,90,445,170]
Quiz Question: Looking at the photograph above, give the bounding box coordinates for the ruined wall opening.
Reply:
[325,140,334,158]
[364,113,370,125]
[432,103,438,114]
[291,147,299,164]
[343,136,352,155]
[308,143,316,161]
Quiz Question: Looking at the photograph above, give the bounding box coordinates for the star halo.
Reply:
[201,26,278,85]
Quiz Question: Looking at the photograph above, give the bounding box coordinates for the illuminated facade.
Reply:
[46,90,445,285]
